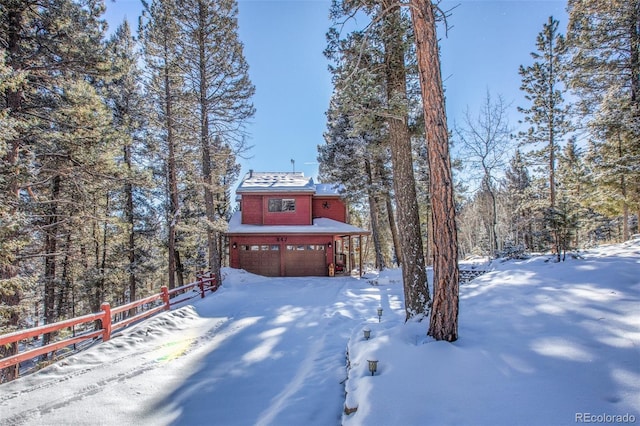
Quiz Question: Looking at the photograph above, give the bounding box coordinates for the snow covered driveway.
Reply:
[0,270,392,426]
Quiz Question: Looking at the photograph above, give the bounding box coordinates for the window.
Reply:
[268,198,295,212]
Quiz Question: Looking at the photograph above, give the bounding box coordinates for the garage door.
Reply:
[238,245,281,277]
[283,245,327,276]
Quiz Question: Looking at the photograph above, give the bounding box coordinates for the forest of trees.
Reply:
[320,0,639,336]
[321,0,639,270]
[1,0,638,377]
[0,0,253,381]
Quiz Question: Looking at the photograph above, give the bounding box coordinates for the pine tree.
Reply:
[518,16,572,259]
[320,96,390,269]
[380,0,429,319]
[0,47,28,382]
[504,150,534,252]
[39,80,119,341]
[104,21,159,308]
[581,141,623,244]
[326,0,430,319]
[1,1,118,356]
[409,0,459,341]
[141,0,188,289]
[330,25,405,269]
[556,137,589,248]
[176,0,255,285]
[566,0,640,239]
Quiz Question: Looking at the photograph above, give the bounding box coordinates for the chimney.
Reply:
[249,169,253,178]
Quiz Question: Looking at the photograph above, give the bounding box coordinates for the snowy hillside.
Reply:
[1,240,638,425]
[344,240,640,425]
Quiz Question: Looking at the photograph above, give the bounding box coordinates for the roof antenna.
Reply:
[291,159,295,173]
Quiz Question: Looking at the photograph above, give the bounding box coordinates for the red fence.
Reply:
[0,273,219,377]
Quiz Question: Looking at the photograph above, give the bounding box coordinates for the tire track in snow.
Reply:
[0,312,228,425]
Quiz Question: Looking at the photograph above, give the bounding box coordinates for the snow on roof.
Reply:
[237,171,315,193]
[226,211,369,235]
[236,172,345,197]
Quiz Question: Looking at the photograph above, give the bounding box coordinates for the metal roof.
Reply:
[236,172,315,193]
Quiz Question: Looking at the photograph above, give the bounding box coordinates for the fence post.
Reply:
[161,286,170,310]
[197,272,205,298]
[101,302,112,342]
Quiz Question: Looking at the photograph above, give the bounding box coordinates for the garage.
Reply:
[238,244,281,277]
[283,244,327,276]
[237,243,327,277]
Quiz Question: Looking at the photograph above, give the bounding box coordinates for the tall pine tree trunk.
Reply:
[164,57,179,290]
[618,135,630,241]
[175,250,184,288]
[382,0,429,319]
[124,141,137,312]
[365,156,386,270]
[197,4,222,285]
[57,232,72,319]
[410,0,460,341]
[376,158,402,266]
[43,175,61,351]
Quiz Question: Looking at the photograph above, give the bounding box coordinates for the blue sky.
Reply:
[104,0,568,184]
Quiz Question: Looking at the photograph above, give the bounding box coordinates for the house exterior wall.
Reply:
[241,195,263,225]
[240,192,313,226]
[312,197,346,223]
[242,194,345,225]
[263,193,312,225]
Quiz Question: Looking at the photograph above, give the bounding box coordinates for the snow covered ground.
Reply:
[1,239,638,425]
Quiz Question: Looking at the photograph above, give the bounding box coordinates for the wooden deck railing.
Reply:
[0,273,219,377]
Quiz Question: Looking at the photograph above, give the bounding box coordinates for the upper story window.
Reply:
[268,198,296,212]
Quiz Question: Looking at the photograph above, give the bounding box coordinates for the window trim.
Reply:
[268,198,296,212]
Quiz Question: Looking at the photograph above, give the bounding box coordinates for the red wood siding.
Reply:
[241,193,313,225]
[312,197,347,222]
[241,195,263,224]
[262,193,312,226]
[242,194,347,225]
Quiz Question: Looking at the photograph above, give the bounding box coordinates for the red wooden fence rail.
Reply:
[0,273,218,376]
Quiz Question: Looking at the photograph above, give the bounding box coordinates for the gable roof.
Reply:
[236,171,315,193]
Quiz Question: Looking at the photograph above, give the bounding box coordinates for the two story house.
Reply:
[226,171,369,277]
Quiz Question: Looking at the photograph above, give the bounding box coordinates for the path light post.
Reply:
[377,307,383,322]
[363,327,371,340]
[367,359,378,376]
